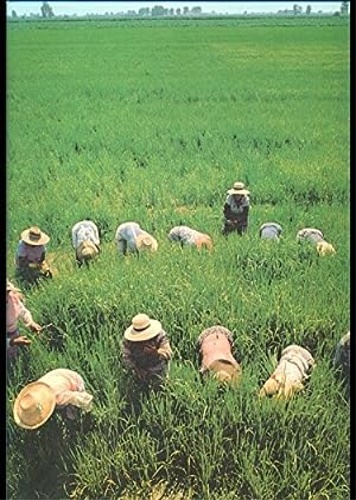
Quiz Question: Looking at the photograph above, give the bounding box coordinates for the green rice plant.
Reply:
[7,15,349,500]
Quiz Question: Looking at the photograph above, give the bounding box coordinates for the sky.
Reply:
[6,2,344,16]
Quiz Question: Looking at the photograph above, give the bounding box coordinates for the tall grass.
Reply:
[7,16,349,499]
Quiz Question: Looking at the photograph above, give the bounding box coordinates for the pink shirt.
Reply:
[38,368,93,410]
[198,326,239,372]
[7,292,33,333]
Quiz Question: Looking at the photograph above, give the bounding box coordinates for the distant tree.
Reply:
[11,10,17,18]
[138,7,150,16]
[183,6,189,15]
[306,5,312,15]
[176,8,181,15]
[191,6,202,14]
[151,5,165,16]
[293,4,302,15]
[169,8,174,15]
[40,2,54,18]
[340,1,349,15]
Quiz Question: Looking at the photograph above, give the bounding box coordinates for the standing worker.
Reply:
[222,181,250,235]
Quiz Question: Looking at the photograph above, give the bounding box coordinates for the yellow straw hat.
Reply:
[135,234,158,252]
[227,181,250,196]
[76,240,99,261]
[21,226,50,246]
[124,313,162,342]
[13,381,56,430]
[316,241,336,256]
[209,360,241,385]
[7,279,20,293]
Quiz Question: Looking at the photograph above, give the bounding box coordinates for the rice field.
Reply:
[6,15,350,500]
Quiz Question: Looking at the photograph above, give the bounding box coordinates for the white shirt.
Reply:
[259,222,283,240]
[115,222,151,253]
[71,220,100,249]
[168,226,207,246]
[297,228,324,244]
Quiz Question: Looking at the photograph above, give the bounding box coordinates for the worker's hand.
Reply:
[28,262,40,270]
[11,335,32,346]
[29,322,42,333]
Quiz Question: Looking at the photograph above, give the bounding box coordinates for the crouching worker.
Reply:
[122,314,172,389]
[71,220,101,267]
[115,222,158,256]
[15,226,52,284]
[197,326,242,387]
[260,345,315,399]
[13,368,94,430]
[7,280,42,363]
[297,228,336,256]
[334,331,350,393]
[259,222,283,241]
[222,181,250,236]
[168,225,213,251]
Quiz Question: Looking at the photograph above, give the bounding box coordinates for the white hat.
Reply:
[135,234,158,252]
[124,313,162,342]
[21,226,50,246]
[227,181,250,196]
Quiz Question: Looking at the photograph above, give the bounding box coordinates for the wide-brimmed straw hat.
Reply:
[209,360,241,385]
[21,226,50,246]
[316,241,336,256]
[124,313,162,342]
[227,181,250,196]
[135,234,158,252]
[13,381,56,430]
[7,279,20,293]
[77,240,99,261]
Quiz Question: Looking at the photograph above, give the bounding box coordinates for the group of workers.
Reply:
[13,181,336,285]
[8,180,347,431]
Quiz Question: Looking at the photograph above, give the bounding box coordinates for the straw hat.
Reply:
[124,313,162,342]
[316,241,336,256]
[135,234,158,252]
[13,381,56,430]
[227,181,250,196]
[77,240,99,262]
[7,279,20,293]
[209,360,241,385]
[21,226,50,246]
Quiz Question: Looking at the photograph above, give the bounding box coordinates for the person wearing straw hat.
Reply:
[259,345,315,399]
[197,326,242,387]
[334,331,350,393]
[115,222,158,256]
[6,279,42,362]
[15,226,52,283]
[259,222,283,241]
[71,219,101,267]
[296,227,336,256]
[122,313,172,388]
[168,225,213,251]
[13,368,94,430]
[222,181,250,235]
